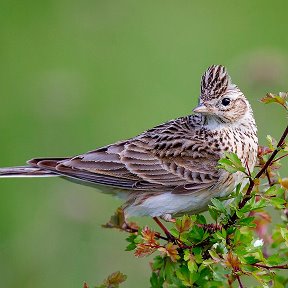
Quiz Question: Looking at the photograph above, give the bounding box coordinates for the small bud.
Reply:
[280,177,288,190]
[253,239,264,247]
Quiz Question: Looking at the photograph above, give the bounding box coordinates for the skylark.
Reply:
[0,65,258,221]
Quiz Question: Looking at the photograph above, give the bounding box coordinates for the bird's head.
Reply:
[193,65,251,123]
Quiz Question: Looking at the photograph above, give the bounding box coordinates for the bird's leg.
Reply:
[153,217,175,242]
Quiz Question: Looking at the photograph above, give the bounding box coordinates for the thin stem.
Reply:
[272,153,288,163]
[235,275,244,288]
[152,217,189,247]
[245,159,252,178]
[153,217,170,235]
[252,263,288,270]
[153,217,174,241]
[265,170,273,186]
[238,178,254,210]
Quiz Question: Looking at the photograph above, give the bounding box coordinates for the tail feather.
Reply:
[0,166,58,178]
[27,157,68,167]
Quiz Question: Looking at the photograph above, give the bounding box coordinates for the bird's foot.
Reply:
[160,214,176,223]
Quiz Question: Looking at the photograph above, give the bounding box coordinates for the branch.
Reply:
[252,263,288,270]
[235,275,244,288]
[228,125,288,224]
[272,153,288,163]
[265,170,273,186]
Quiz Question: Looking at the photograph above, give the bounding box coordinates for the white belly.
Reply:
[124,170,248,219]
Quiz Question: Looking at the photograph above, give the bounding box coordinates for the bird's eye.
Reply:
[221,98,231,106]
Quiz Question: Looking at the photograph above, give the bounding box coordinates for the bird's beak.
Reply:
[193,104,210,114]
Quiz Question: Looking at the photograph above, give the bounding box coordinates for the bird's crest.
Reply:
[200,65,232,101]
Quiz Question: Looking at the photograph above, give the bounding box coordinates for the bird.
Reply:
[0,65,258,222]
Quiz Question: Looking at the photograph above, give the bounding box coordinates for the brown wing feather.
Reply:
[30,116,220,194]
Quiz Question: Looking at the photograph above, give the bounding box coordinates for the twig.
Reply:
[272,153,288,163]
[153,217,171,237]
[252,263,288,270]
[245,159,252,178]
[235,275,244,288]
[123,223,169,241]
[265,170,273,186]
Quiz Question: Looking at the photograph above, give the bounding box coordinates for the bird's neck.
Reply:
[203,113,256,132]
[202,115,225,129]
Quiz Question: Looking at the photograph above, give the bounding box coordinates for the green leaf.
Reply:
[280,227,288,246]
[244,256,259,264]
[210,198,226,213]
[188,225,208,244]
[218,152,246,174]
[266,135,278,149]
[150,272,164,288]
[196,214,207,224]
[273,275,288,288]
[217,158,239,173]
[264,185,278,196]
[270,197,286,209]
[175,266,191,286]
[125,243,136,251]
[208,205,220,221]
[126,234,137,243]
[201,259,215,266]
[266,254,286,266]
[252,198,268,210]
[240,196,267,213]
[208,249,221,262]
[213,230,226,242]
[134,235,143,244]
[192,247,203,263]
[125,234,138,251]
[227,152,245,170]
[162,257,177,284]
[187,259,198,273]
[237,216,256,227]
[152,256,165,270]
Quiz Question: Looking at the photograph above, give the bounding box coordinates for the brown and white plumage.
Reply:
[0,65,258,220]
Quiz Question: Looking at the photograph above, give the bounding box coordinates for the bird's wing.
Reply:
[31,116,221,194]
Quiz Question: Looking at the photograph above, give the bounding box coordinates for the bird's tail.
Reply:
[0,166,58,178]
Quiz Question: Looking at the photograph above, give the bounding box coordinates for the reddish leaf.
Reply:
[280,177,288,190]
[102,207,126,229]
[176,215,192,233]
[135,243,157,257]
[224,252,241,270]
[258,146,273,157]
[260,92,288,110]
[158,243,180,262]
[104,271,127,287]
[142,226,158,245]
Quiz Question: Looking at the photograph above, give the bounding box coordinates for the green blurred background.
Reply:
[0,1,287,287]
